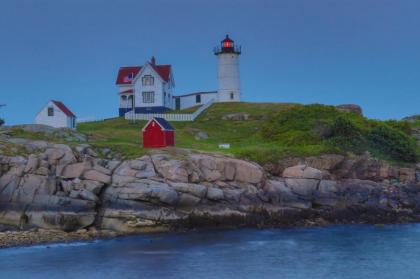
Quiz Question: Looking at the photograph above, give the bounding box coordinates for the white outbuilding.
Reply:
[35,100,77,129]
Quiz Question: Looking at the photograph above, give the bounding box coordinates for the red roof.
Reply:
[52,100,76,117]
[116,64,171,85]
[151,64,171,82]
[115,67,142,85]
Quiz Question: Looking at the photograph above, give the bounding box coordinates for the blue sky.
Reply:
[0,0,419,124]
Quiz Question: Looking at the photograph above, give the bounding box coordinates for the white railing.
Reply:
[125,99,215,122]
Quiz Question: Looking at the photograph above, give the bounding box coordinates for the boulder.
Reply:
[189,154,223,182]
[285,178,319,197]
[283,165,322,180]
[177,193,201,206]
[61,162,91,179]
[336,104,363,115]
[234,160,264,184]
[112,175,137,186]
[74,180,105,195]
[82,170,111,184]
[24,155,39,173]
[151,154,189,182]
[206,187,224,201]
[117,180,179,205]
[78,189,99,202]
[312,180,339,207]
[265,179,294,202]
[194,131,209,140]
[222,112,250,121]
[44,148,65,164]
[93,164,112,176]
[169,182,207,198]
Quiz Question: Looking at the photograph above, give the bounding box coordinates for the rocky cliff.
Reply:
[1,137,419,237]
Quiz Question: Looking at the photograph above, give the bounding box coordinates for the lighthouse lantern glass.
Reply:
[223,41,232,48]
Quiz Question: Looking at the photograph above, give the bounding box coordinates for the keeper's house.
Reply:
[35,100,77,129]
[116,35,242,117]
[116,57,174,116]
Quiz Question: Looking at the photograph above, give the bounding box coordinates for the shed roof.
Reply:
[143,117,174,131]
[52,100,76,117]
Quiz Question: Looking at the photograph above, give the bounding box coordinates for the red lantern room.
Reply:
[222,35,234,49]
[214,34,241,55]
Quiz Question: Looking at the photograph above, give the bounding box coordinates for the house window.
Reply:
[142,91,155,103]
[230,92,234,100]
[47,107,54,116]
[142,75,154,86]
[196,94,201,103]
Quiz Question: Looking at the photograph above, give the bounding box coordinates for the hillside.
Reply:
[76,102,419,165]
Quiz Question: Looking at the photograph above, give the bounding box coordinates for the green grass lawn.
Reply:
[77,102,297,161]
[77,102,418,164]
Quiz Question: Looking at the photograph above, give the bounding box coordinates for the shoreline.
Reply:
[3,217,420,249]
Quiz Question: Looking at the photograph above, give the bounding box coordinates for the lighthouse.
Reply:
[214,35,241,102]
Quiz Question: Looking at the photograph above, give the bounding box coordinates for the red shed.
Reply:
[142,117,175,148]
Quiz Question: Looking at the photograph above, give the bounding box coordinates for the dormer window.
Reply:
[47,107,54,116]
[142,75,154,86]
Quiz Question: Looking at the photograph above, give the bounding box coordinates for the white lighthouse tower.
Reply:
[214,35,241,102]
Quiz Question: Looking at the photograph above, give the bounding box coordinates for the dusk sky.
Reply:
[0,0,419,124]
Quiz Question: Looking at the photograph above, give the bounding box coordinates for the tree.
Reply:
[0,118,4,127]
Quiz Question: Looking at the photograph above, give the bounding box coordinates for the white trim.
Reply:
[141,117,172,132]
[132,63,165,84]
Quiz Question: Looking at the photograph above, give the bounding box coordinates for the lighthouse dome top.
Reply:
[214,34,241,55]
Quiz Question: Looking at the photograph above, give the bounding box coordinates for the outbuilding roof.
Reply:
[52,100,76,117]
[143,117,174,131]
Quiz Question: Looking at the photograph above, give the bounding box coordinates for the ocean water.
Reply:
[1,224,420,279]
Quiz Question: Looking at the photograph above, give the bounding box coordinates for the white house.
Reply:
[35,100,77,129]
[116,57,174,116]
[116,35,241,116]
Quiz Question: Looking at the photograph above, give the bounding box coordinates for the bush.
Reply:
[0,118,4,127]
[382,120,412,135]
[328,116,365,152]
[367,124,417,162]
[261,104,343,140]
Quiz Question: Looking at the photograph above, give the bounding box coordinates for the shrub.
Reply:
[382,120,412,135]
[328,116,365,152]
[0,118,4,127]
[367,123,417,162]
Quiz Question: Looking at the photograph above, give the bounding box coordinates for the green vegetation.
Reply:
[77,102,419,164]
[0,118,4,127]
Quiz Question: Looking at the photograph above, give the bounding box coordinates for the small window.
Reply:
[47,107,54,116]
[196,94,201,103]
[230,92,234,100]
[142,75,154,86]
[142,91,155,103]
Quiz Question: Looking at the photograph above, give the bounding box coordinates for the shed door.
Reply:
[175,98,181,110]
